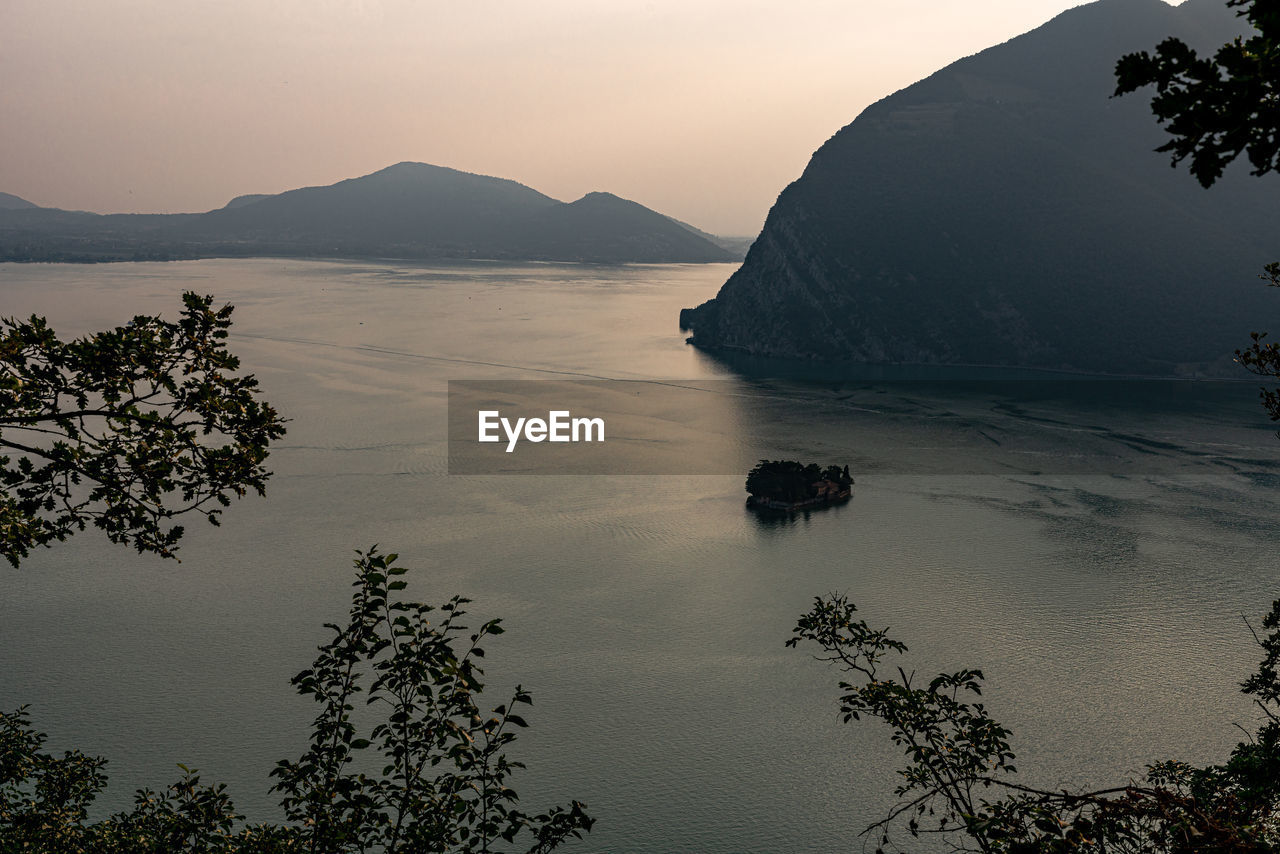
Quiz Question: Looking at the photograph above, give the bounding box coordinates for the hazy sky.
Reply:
[2,0,1178,235]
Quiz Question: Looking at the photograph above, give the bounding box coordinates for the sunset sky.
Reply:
[2,0,1178,235]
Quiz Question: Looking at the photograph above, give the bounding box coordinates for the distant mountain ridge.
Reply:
[680,0,1280,376]
[219,194,271,210]
[0,162,736,264]
[0,192,37,210]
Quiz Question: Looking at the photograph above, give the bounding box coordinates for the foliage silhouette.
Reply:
[1116,0,1280,423]
[790,594,1280,853]
[1114,0,1280,188]
[0,293,286,566]
[0,548,593,853]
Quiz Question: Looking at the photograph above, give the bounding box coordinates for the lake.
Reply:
[2,258,1279,852]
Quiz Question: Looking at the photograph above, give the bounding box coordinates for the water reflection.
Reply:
[2,260,1278,854]
[745,495,855,533]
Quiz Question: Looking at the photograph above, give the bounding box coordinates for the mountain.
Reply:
[188,162,561,250]
[219,194,271,210]
[680,0,1280,376]
[664,214,753,259]
[184,164,732,262]
[0,162,734,264]
[499,191,739,262]
[0,192,37,210]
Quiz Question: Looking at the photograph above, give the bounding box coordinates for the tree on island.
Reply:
[745,460,853,506]
[0,293,287,567]
[1114,0,1280,422]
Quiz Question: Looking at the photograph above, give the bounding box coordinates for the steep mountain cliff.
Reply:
[680,0,1280,375]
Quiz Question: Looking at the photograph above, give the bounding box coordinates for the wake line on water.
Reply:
[234,333,1280,475]
[233,331,886,412]
[236,331,626,379]
[236,333,1280,473]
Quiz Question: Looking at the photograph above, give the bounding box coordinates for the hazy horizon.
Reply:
[3,0,1183,235]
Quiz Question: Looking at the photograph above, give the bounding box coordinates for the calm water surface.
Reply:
[2,259,1279,853]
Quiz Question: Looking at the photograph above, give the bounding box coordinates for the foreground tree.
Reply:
[0,293,286,567]
[789,595,1280,852]
[269,548,593,854]
[0,548,593,853]
[1113,0,1279,189]
[793,22,1280,847]
[1114,0,1280,423]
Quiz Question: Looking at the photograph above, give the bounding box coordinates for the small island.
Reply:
[745,460,854,511]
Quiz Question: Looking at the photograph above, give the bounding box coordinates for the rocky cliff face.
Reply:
[681,0,1280,375]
